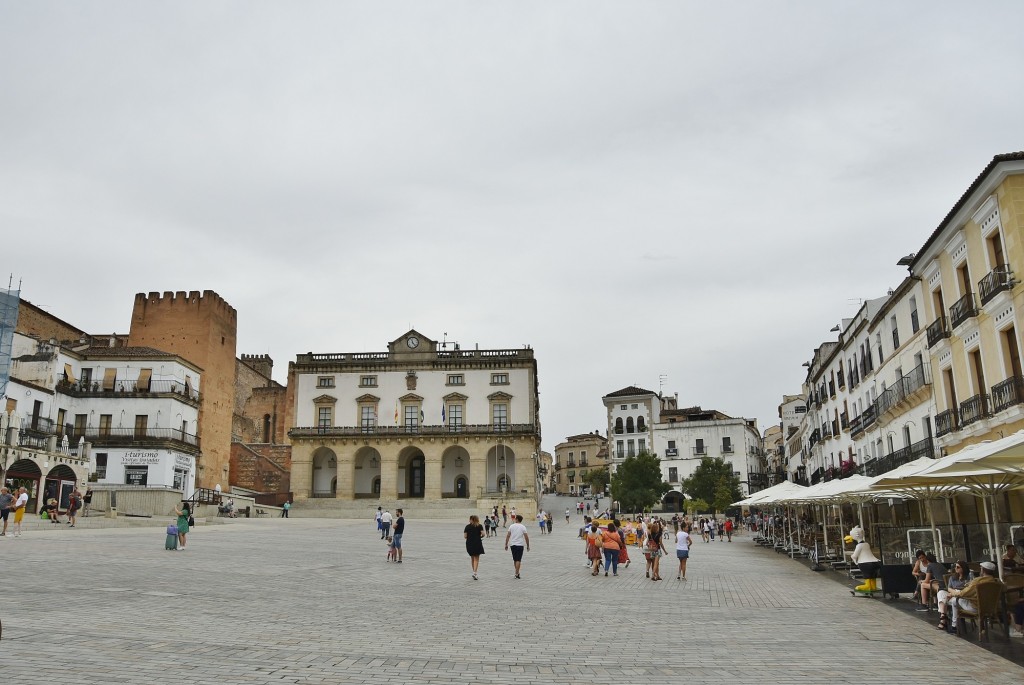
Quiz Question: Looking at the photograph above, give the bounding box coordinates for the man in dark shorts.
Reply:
[504,514,530,579]
[0,486,13,536]
[393,509,405,563]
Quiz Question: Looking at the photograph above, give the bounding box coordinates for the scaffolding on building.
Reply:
[0,277,20,401]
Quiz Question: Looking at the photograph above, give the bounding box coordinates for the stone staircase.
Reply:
[291,495,538,520]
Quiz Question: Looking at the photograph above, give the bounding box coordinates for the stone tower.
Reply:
[128,290,238,489]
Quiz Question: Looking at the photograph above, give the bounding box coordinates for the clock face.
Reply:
[407,336,420,349]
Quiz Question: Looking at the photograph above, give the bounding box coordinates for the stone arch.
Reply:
[486,444,516,494]
[662,490,685,513]
[442,445,470,497]
[354,446,382,498]
[44,464,78,512]
[312,447,337,497]
[5,459,42,512]
[398,445,425,498]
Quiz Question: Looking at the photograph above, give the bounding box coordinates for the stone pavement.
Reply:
[1,513,1021,685]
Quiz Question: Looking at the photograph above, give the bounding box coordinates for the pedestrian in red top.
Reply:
[725,518,734,542]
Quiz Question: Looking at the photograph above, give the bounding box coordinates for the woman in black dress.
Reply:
[464,515,485,580]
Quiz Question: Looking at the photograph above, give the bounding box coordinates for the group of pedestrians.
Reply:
[461,513,531,579]
[696,517,734,543]
[374,507,405,562]
[0,486,29,537]
[579,515,694,581]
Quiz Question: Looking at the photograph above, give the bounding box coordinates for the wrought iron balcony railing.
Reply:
[979,265,1015,305]
[57,378,201,403]
[935,408,959,438]
[290,423,538,438]
[949,292,978,329]
[959,393,990,427]
[992,375,1024,414]
[926,316,950,348]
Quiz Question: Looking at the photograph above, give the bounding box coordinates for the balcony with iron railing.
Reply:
[935,408,959,438]
[926,316,951,348]
[875,363,930,417]
[979,265,1015,305]
[22,416,57,438]
[692,446,707,456]
[949,292,979,329]
[56,378,201,405]
[291,423,537,439]
[865,438,935,477]
[861,404,877,429]
[73,427,200,453]
[747,471,768,490]
[959,393,990,427]
[849,414,863,436]
[992,375,1024,414]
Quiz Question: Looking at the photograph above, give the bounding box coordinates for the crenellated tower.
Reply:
[128,290,238,489]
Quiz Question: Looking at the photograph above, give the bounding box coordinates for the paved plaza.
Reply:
[2,507,1022,684]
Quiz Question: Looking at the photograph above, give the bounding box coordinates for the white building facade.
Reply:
[288,331,541,512]
[2,333,202,511]
[602,386,765,504]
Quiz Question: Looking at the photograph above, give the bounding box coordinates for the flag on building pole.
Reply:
[419,408,425,425]
[394,401,399,424]
[441,404,446,423]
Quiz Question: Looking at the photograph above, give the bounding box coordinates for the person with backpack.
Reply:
[67,488,82,528]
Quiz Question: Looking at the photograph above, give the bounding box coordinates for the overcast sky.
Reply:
[3,2,1023,453]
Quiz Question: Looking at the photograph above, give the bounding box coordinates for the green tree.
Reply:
[685,497,710,517]
[610,451,670,513]
[682,457,742,515]
[582,466,609,496]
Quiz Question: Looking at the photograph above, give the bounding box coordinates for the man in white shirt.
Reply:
[504,515,531,579]
[380,509,393,539]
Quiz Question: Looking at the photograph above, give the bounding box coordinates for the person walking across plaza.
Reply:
[586,522,603,575]
[464,515,485,579]
[565,508,570,523]
[724,517,734,542]
[601,522,622,576]
[380,509,392,539]
[647,520,666,581]
[676,524,692,580]
[545,511,553,534]
[375,506,383,533]
[501,505,508,528]
[11,487,28,537]
[504,514,530,579]
[392,509,405,562]
[537,510,546,535]
[281,500,291,518]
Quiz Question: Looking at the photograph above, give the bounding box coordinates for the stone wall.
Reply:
[16,300,86,342]
[230,442,291,494]
[233,357,288,444]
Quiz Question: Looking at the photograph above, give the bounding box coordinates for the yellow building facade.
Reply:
[911,153,1024,452]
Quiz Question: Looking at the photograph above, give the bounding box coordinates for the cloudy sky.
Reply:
[3,2,1023,452]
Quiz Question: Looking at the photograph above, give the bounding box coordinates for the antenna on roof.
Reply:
[659,374,667,395]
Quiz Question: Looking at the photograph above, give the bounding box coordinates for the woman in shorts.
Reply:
[675,524,692,580]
